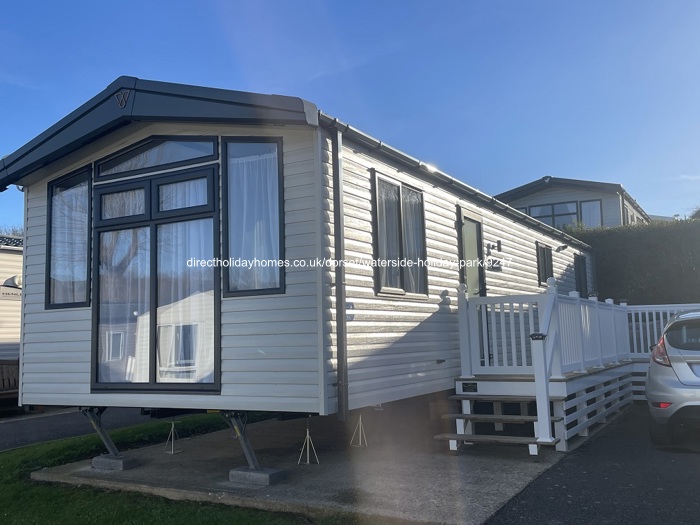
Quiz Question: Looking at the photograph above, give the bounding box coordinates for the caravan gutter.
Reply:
[318,112,591,252]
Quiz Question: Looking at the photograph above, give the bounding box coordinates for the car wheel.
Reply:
[649,418,674,446]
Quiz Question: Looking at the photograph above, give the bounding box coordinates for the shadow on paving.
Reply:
[486,403,700,525]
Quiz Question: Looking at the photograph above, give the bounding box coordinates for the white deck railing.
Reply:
[627,303,700,357]
[457,281,630,378]
[457,279,633,444]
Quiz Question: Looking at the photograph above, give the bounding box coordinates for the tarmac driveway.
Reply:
[486,403,700,525]
[0,407,149,451]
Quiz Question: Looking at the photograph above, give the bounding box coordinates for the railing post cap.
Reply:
[457,283,467,293]
[546,277,557,293]
[569,291,580,298]
[605,298,614,304]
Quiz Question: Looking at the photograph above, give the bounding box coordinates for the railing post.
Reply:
[594,298,604,367]
[530,333,554,444]
[606,298,618,363]
[620,301,629,361]
[569,291,586,373]
[546,279,562,378]
[457,284,472,377]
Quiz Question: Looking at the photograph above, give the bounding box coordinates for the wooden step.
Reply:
[441,413,563,423]
[450,394,566,402]
[435,433,560,446]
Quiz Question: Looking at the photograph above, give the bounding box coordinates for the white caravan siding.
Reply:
[326,137,593,412]
[20,123,325,413]
[0,248,22,360]
[507,187,623,227]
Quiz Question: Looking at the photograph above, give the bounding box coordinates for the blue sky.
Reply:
[2,0,700,228]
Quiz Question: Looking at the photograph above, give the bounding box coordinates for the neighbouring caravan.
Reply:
[0,235,22,401]
[0,78,594,474]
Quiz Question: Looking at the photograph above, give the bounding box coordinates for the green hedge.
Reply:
[569,220,700,305]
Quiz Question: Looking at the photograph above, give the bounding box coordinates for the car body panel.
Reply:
[646,310,700,426]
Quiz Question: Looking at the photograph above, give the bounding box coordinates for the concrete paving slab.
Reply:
[31,402,562,525]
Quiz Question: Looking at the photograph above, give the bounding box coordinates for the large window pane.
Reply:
[401,187,426,293]
[49,169,90,305]
[581,200,602,228]
[553,202,577,214]
[554,214,578,229]
[529,205,552,217]
[97,227,150,383]
[226,142,281,292]
[99,139,215,176]
[377,179,402,290]
[156,219,214,383]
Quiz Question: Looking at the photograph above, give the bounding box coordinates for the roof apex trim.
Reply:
[0,76,318,190]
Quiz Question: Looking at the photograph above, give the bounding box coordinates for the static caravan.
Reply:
[0,236,23,360]
[0,77,593,476]
[0,236,22,401]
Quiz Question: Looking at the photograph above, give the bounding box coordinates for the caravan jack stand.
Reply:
[80,407,139,471]
[221,411,285,486]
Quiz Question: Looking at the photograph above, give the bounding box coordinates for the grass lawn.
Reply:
[0,414,371,525]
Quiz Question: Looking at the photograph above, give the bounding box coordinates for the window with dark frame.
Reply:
[46,167,91,308]
[536,242,554,285]
[375,176,427,295]
[223,138,284,296]
[529,202,578,229]
[92,160,219,390]
[105,331,124,362]
[580,200,602,228]
[96,136,217,179]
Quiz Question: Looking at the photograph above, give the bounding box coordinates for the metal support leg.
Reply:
[81,407,139,470]
[349,414,367,448]
[81,407,120,456]
[222,411,260,470]
[298,416,320,464]
[221,411,286,486]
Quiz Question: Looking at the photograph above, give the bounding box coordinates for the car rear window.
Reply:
[666,319,700,350]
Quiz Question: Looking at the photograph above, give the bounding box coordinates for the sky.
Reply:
[2,0,700,229]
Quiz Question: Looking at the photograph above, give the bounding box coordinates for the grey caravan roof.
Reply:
[0,76,318,191]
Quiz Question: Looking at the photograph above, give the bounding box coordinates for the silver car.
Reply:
[646,310,700,445]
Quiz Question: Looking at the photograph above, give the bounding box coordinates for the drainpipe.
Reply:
[331,127,349,421]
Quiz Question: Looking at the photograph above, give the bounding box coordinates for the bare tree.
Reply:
[692,207,700,220]
[0,225,23,237]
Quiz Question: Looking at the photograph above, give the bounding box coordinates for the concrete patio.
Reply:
[30,398,561,525]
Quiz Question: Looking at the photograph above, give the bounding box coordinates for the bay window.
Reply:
[93,160,218,390]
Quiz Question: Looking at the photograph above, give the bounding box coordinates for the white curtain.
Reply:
[159,178,208,211]
[228,151,280,290]
[50,179,88,304]
[97,227,150,383]
[401,187,426,294]
[101,141,213,176]
[102,188,144,219]
[156,218,214,383]
[377,180,401,289]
